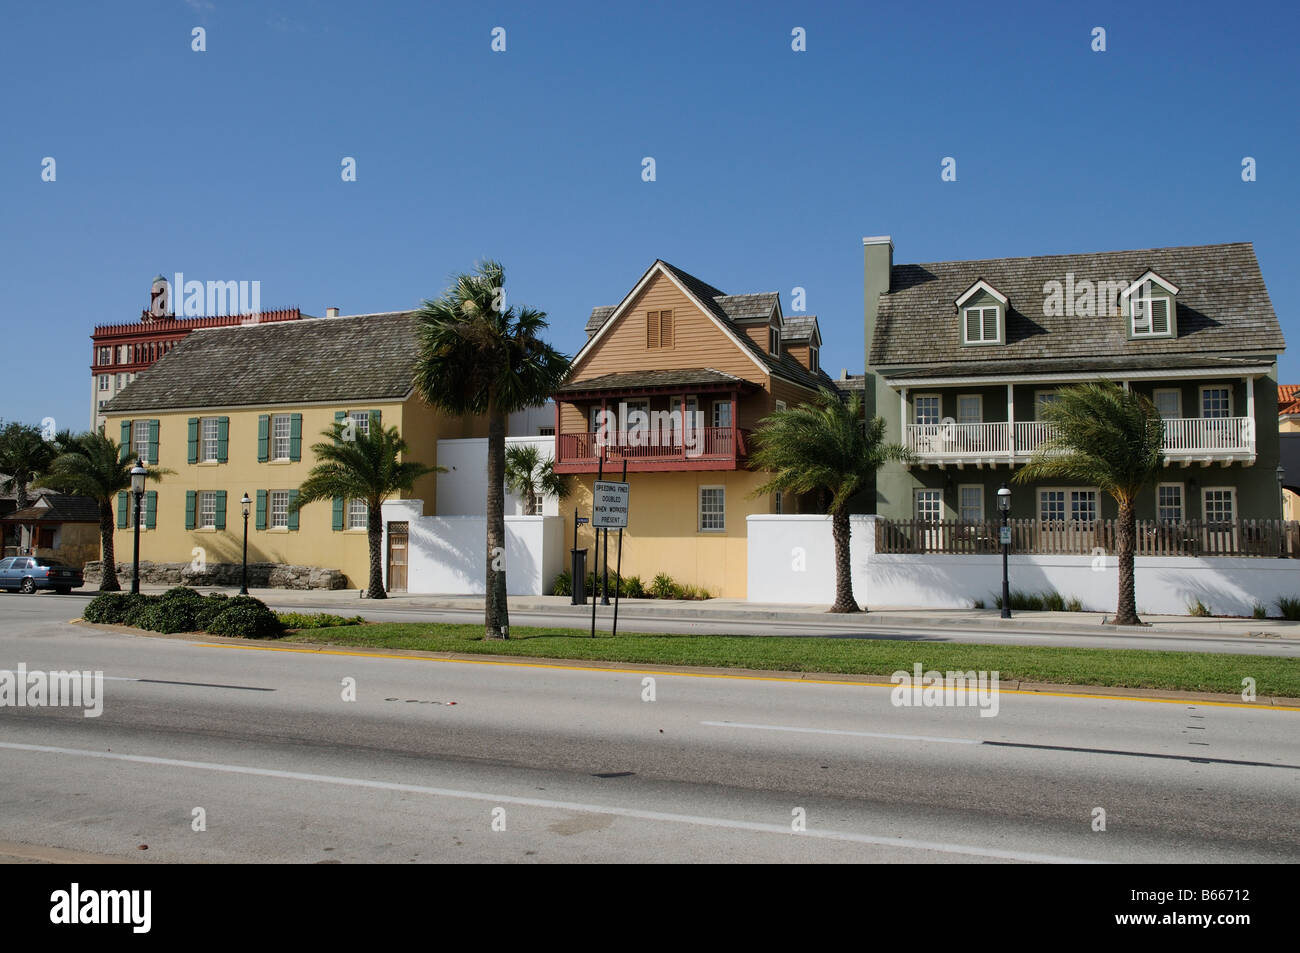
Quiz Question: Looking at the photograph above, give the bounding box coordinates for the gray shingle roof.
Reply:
[102,311,419,412]
[870,242,1284,376]
[555,368,752,395]
[2,493,100,523]
[781,315,819,342]
[883,353,1272,382]
[585,306,616,336]
[715,293,779,322]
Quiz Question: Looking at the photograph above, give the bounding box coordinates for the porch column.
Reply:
[1120,380,1130,392]
[900,387,908,442]
[730,390,737,461]
[680,393,687,459]
[600,396,608,455]
[553,399,561,460]
[1006,383,1015,461]
[1245,376,1255,450]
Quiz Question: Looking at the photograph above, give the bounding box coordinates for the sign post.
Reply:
[590,477,630,638]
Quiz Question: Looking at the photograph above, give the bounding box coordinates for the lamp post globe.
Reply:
[997,483,1012,618]
[129,461,147,595]
[240,493,252,595]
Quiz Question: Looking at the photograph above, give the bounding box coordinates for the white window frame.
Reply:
[1034,390,1060,420]
[698,485,725,533]
[808,344,818,372]
[1156,482,1184,523]
[1037,487,1098,525]
[957,484,984,523]
[350,410,371,438]
[1130,294,1173,337]
[270,490,290,529]
[962,306,1000,345]
[1198,385,1233,419]
[198,491,217,529]
[133,419,151,463]
[271,413,292,460]
[98,374,109,392]
[956,394,983,424]
[915,488,943,522]
[200,417,220,462]
[347,498,368,530]
[1201,486,1236,524]
[1153,388,1182,419]
[913,393,942,426]
[98,346,111,366]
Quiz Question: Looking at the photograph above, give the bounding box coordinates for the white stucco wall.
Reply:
[436,436,560,517]
[747,514,1300,616]
[382,499,564,595]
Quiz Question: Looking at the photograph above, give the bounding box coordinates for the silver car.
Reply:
[0,556,85,594]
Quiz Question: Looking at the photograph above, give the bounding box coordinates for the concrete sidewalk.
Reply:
[84,585,1300,640]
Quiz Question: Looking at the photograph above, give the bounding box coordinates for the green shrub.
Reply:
[1065,596,1084,613]
[1041,591,1066,612]
[206,596,284,639]
[678,583,712,600]
[1187,598,1212,617]
[650,573,683,599]
[551,569,572,596]
[1276,596,1300,621]
[276,611,364,629]
[193,592,230,630]
[620,575,645,599]
[992,589,1080,612]
[971,599,985,609]
[83,592,146,625]
[1252,603,1268,620]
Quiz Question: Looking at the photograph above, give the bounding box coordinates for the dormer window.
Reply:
[809,344,818,372]
[955,279,1007,346]
[769,326,780,356]
[1121,271,1178,339]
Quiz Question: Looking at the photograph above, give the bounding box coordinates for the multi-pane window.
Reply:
[1153,389,1181,419]
[808,345,818,371]
[1040,488,1097,524]
[98,347,111,366]
[118,345,130,363]
[1201,387,1231,418]
[117,373,127,389]
[348,498,368,530]
[526,491,544,516]
[350,410,370,438]
[712,401,732,429]
[1157,484,1184,522]
[198,491,217,529]
[1071,490,1098,524]
[1203,488,1235,523]
[646,310,674,349]
[201,417,219,462]
[957,395,982,424]
[1039,489,1066,523]
[914,395,941,426]
[915,489,942,522]
[769,326,780,355]
[958,485,983,523]
[98,375,109,391]
[270,490,289,529]
[963,307,999,344]
[1035,392,1059,419]
[699,487,725,532]
[134,420,150,463]
[272,414,291,459]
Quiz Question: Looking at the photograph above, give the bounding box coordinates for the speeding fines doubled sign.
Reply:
[592,480,630,528]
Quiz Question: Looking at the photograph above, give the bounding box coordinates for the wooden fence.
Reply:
[875,518,1300,558]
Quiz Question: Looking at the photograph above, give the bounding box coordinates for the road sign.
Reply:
[999,526,1011,545]
[592,480,630,528]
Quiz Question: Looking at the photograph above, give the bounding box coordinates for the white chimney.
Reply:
[326,307,340,318]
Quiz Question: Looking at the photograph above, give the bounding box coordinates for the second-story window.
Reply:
[98,346,111,366]
[1131,294,1172,337]
[808,344,818,372]
[963,307,999,344]
[769,326,780,356]
[349,410,371,438]
[1201,386,1231,418]
[272,414,292,459]
[98,375,109,392]
[134,420,151,463]
[201,418,220,462]
[646,310,674,349]
[914,395,941,426]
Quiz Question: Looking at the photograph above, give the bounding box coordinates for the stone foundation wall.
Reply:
[83,561,348,590]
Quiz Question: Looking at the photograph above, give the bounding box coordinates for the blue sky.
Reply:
[3,0,1297,432]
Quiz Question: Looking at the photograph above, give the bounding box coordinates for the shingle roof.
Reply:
[555,368,752,395]
[781,315,819,342]
[870,242,1284,376]
[884,353,1273,381]
[833,373,865,394]
[1,493,99,524]
[715,293,779,322]
[585,306,616,336]
[101,311,419,412]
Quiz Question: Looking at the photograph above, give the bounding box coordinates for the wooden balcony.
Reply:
[555,427,749,473]
[905,417,1256,468]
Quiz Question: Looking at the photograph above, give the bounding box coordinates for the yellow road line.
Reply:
[194,641,1300,712]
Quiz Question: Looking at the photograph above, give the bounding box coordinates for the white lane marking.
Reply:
[703,720,980,745]
[0,740,1097,864]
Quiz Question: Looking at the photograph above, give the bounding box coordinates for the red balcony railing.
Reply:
[556,428,748,471]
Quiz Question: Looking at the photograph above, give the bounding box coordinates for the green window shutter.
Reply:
[287,490,300,531]
[256,490,267,530]
[289,413,303,461]
[335,410,347,423]
[332,496,345,531]
[187,418,199,464]
[145,491,157,530]
[119,421,132,463]
[117,491,129,529]
[257,415,270,462]
[147,420,160,465]
[185,491,196,530]
[217,417,229,462]
[214,490,227,530]
[370,409,382,431]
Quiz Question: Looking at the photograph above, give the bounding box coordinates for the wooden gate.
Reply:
[386,522,408,592]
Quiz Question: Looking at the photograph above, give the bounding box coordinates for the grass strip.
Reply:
[281,622,1300,697]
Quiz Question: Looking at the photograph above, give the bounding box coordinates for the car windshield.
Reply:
[33,559,66,568]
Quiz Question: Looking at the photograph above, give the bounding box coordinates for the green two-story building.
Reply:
[863,237,1287,524]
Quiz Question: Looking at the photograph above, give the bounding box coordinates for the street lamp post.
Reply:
[998,483,1012,618]
[240,493,252,594]
[129,460,147,595]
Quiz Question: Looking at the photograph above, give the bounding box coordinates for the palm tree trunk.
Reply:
[99,498,121,592]
[829,507,860,613]
[366,504,386,599]
[1115,497,1140,625]
[484,408,509,639]
[15,475,30,514]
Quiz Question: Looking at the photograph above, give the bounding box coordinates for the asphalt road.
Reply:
[0,595,1296,863]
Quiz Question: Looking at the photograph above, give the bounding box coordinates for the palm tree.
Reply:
[749,388,911,613]
[0,421,57,512]
[413,261,570,639]
[1012,380,1164,625]
[38,432,168,591]
[504,444,568,514]
[290,421,440,599]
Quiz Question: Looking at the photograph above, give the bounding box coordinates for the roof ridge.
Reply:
[899,241,1255,270]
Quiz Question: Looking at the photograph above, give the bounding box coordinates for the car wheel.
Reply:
[20,578,36,594]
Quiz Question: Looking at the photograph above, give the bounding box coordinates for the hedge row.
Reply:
[83,588,283,638]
